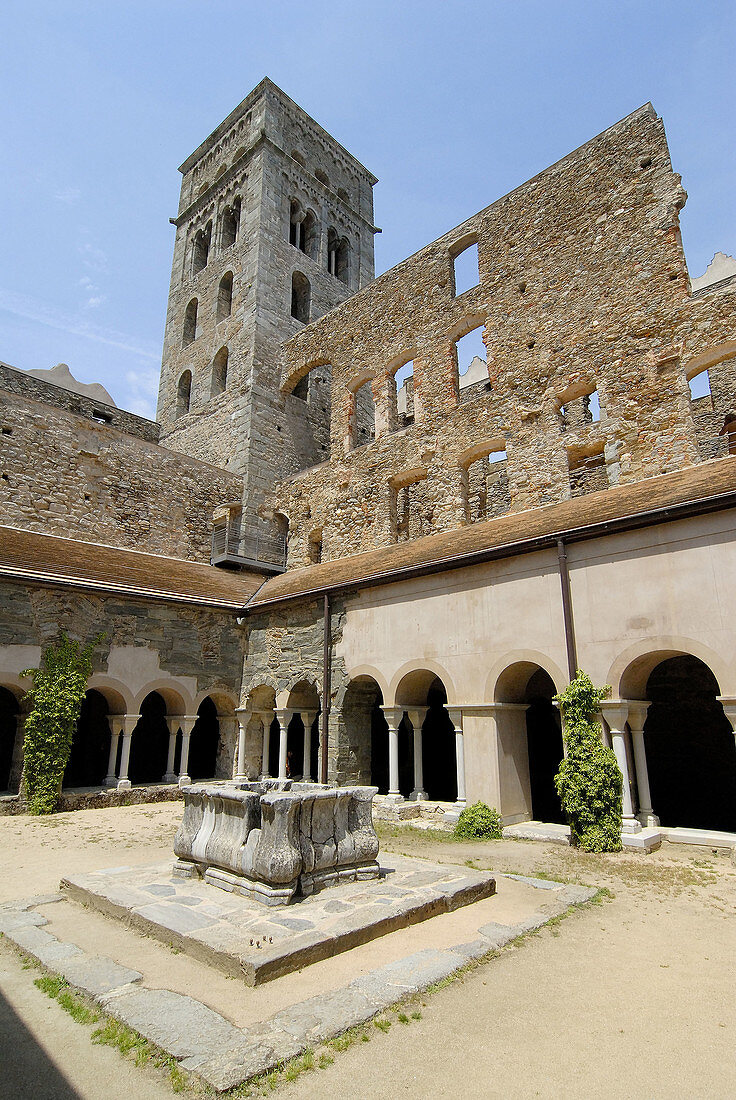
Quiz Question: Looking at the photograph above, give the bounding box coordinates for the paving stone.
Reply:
[135,902,217,934]
[320,899,354,914]
[103,987,244,1061]
[270,985,377,1042]
[269,916,315,931]
[55,954,142,996]
[142,884,177,897]
[502,873,565,890]
[0,908,48,933]
[352,948,464,1002]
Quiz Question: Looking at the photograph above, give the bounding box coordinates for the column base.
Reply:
[178,775,191,788]
[637,811,660,828]
[104,776,117,789]
[162,772,178,784]
[116,779,131,791]
[411,789,428,801]
[385,793,405,803]
[621,816,642,834]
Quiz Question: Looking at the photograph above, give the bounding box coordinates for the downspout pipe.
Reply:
[321,592,331,784]
[556,537,578,681]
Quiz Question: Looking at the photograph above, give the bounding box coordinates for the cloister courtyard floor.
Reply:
[1,802,735,1098]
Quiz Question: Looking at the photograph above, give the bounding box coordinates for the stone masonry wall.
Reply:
[0,388,243,562]
[271,105,736,567]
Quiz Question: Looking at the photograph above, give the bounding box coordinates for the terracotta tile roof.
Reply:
[250,458,736,608]
[0,526,265,609]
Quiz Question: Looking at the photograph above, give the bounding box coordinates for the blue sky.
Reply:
[1,1,734,417]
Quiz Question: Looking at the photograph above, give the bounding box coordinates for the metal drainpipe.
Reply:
[556,537,578,681]
[320,593,331,784]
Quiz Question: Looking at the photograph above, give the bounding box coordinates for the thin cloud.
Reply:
[0,288,159,361]
[54,187,81,205]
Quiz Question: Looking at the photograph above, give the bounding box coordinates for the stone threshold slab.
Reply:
[0,877,596,1092]
[60,855,496,986]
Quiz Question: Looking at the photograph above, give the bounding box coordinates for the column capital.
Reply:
[599,700,631,732]
[299,710,318,726]
[626,700,650,733]
[122,714,139,736]
[406,706,428,729]
[275,707,294,726]
[380,705,405,730]
[181,715,198,736]
[446,706,464,731]
[166,715,182,735]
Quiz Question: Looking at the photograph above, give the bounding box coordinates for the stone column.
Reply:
[105,716,124,788]
[163,716,181,783]
[275,709,293,779]
[601,702,640,833]
[116,715,139,791]
[407,707,428,800]
[300,711,317,781]
[178,716,197,788]
[234,708,249,781]
[380,707,405,800]
[627,701,659,827]
[260,710,273,778]
[447,707,467,805]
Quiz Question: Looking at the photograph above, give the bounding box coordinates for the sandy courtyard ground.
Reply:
[1,802,736,1098]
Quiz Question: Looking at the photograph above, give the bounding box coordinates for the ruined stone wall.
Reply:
[0,388,243,562]
[273,106,736,567]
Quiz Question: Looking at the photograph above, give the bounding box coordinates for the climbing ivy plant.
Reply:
[21,634,98,815]
[554,670,623,853]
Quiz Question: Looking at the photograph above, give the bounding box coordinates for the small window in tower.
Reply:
[217,272,233,321]
[183,298,198,346]
[308,528,323,564]
[291,150,306,168]
[192,222,212,274]
[301,211,318,259]
[176,370,192,418]
[289,200,301,247]
[212,347,228,396]
[291,272,311,323]
[327,229,350,284]
[451,238,480,296]
[337,187,349,204]
[315,169,329,187]
[221,200,240,249]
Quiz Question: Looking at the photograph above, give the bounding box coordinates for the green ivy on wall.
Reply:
[554,670,623,853]
[21,634,99,815]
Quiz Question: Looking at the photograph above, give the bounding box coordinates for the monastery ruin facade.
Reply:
[1,79,736,844]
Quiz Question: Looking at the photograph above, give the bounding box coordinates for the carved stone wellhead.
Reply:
[173,781,380,905]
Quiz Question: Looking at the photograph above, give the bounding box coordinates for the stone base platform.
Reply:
[61,855,495,986]
[503,820,662,852]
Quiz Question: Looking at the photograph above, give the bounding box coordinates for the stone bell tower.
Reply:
[157,78,378,555]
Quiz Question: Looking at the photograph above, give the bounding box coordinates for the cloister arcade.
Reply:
[2,640,736,841]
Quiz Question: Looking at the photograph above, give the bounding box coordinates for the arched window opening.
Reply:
[393,360,415,428]
[454,322,488,402]
[337,187,350,204]
[315,169,329,187]
[391,470,431,542]
[192,222,212,274]
[308,528,323,565]
[560,387,601,431]
[182,298,198,347]
[176,370,192,418]
[221,199,240,249]
[291,272,311,323]
[211,347,228,397]
[688,369,711,402]
[464,448,509,523]
[217,272,233,321]
[289,200,301,247]
[568,444,608,497]
[0,686,19,793]
[452,239,480,296]
[327,229,350,284]
[301,210,318,259]
[291,150,305,168]
[336,677,385,789]
[350,379,375,449]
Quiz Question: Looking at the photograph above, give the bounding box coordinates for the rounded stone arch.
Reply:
[281,355,331,398]
[447,312,487,345]
[683,340,736,382]
[193,688,237,716]
[486,651,567,704]
[389,660,458,707]
[346,366,376,395]
[242,678,278,709]
[133,680,193,716]
[338,664,389,707]
[282,675,321,712]
[86,675,134,716]
[609,637,732,700]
